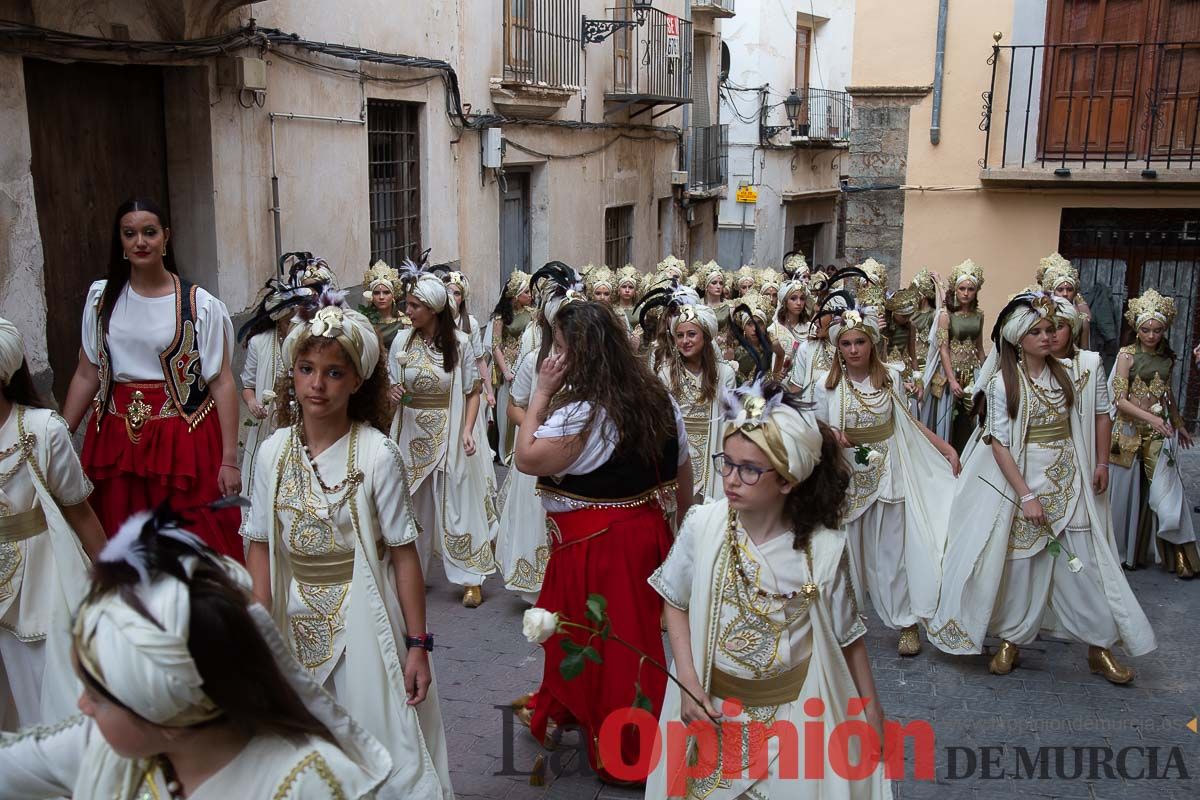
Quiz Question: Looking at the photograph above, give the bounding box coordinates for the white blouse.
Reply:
[81,280,233,383]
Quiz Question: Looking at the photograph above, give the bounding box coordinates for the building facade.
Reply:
[848,0,1200,418]
[0,0,729,399]
[716,0,855,269]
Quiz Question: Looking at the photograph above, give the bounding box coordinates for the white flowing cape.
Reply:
[645,501,891,800]
[928,360,1156,657]
[825,367,954,620]
[258,427,453,798]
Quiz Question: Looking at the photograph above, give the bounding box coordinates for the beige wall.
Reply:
[852,0,1200,326]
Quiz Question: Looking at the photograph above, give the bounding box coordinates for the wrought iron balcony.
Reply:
[604,6,693,118]
[981,40,1200,174]
[793,88,852,143]
[688,124,728,193]
[692,0,735,19]
[502,0,582,90]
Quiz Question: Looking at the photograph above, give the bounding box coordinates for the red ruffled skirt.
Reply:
[530,503,673,783]
[81,382,243,561]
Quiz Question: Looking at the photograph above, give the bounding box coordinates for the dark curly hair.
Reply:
[1,360,50,410]
[274,337,391,433]
[549,301,675,466]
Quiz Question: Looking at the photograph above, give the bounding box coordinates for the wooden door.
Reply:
[23,58,169,403]
[499,172,531,284]
[1149,1,1200,156]
[1042,0,1153,158]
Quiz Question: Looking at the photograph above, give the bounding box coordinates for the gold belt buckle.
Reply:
[125,390,153,444]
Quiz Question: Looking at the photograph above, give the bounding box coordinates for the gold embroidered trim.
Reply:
[273,751,348,800]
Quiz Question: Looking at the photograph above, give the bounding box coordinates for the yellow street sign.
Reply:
[736,185,758,204]
[1188,718,1198,734]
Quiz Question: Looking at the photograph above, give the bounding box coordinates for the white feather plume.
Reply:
[99,510,154,585]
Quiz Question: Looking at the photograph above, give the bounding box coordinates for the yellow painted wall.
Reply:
[851,0,1200,326]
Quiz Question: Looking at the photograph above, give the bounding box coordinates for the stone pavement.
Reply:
[428,459,1200,800]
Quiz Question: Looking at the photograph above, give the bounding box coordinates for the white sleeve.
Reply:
[671,398,689,467]
[830,547,868,646]
[241,435,276,542]
[813,384,834,426]
[533,401,594,439]
[79,281,106,367]
[1093,366,1113,415]
[374,438,419,546]
[41,415,93,506]
[468,319,486,361]
[240,335,261,390]
[510,352,536,407]
[648,506,701,610]
[459,339,480,394]
[0,715,90,798]
[983,374,1012,448]
[387,331,408,385]
[196,289,234,383]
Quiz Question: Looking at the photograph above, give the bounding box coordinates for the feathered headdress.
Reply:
[719,377,785,430]
[635,277,699,333]
[531,261,586,324]
[992,289,1060,346]
[236,269,323,346]
[98,501,236,586]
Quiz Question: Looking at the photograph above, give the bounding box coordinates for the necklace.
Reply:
[725,507,817,603]
[292,423,363,514]
[844,373,890,416]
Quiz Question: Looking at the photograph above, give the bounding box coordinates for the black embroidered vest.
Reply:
[536,428,679,507]
[93,274,215,431]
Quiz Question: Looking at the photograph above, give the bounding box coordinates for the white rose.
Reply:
[1150,403,1164,415]
[522,608,560,644]
[395,351,409,365]
[866,449,884,466]
[309,318,329,337]
[1067,556,1084,574]
[964,384,977,395]
[261,390,277,404]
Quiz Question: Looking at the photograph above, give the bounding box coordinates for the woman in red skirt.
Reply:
[514,270,693,786]
[61,198,243,560]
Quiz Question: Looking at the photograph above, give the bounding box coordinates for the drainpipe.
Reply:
[930,0,949,144]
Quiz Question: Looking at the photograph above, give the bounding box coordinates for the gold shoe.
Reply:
[462,585,483,608]
[897,625,922,657]
[1088,646,1135,684]
[1174,550,1194,580]
[988,640,1019,675]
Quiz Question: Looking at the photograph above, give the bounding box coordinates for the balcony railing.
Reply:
[606,7,693,115]
[795,88,852,142]
[689,124,728,192]
[503,0,582,90]
[982,41,1200,170]
[692,0,735,18]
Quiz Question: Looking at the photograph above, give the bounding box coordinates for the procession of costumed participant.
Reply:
[729,292,784,383]
[811,297,959,657]
[769,277,810,374]
[613,265,643,340]
[1040,253,1092,350]
[388,263,497,609]
[0,318,105,731]
[441,268,500,507]
[786,268,867,402]
[236,267,327,525]
[921,259,986,452]
[244,287,452,796]
[493,263,580,604]
[359,260,409,351]
[513,295,692,786]
[643,282,737,503]
[61,198,242,560]
[1,510,393,799]
[758,268,783,311]
[647,380,891,799]
[928,291,1155,684]
[694,262,733,355]
[1107,288,1197,578]
[882,286,924,411]
[490,270,533,464]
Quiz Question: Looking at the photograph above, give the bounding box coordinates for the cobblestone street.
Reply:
[428,462,1200,800]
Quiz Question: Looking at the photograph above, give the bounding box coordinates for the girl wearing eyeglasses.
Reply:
[814,302,959,657]
[648,381,890,799]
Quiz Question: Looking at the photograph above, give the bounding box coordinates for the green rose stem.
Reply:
[553,595,713,715]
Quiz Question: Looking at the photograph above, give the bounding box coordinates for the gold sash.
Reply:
[683,417,711,437]
[0,504,47,544]
[1027,419,1071,444]
[289,539,386,585]
[709,660,810,707]
[844,418,895,445]
[405,392,452,410]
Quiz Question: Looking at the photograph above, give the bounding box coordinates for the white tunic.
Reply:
[239,330,286,507]
[656,361,736,501]
[0,407,94,729]
[81,280,233,382]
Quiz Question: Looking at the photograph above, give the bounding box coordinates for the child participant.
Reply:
[648,381,890,798]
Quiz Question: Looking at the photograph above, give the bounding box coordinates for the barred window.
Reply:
[605,205,634,268]
[368,100,421,266]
